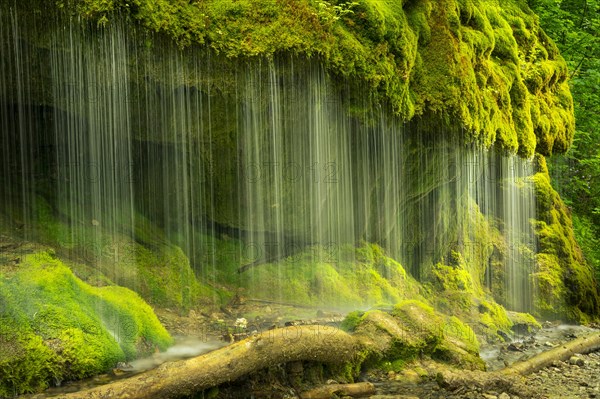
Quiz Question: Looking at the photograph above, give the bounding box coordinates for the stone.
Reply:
[569,356,585,366]
[498,393,510,399]
[287,361,303,375]
[400,369,421,383]
[508,343,524,352]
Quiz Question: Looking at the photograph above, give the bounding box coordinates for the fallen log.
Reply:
[502,332,600,375]
[299,382,376,398]
[60,319,600,399]
[61,325,359,399]
[435,332,600,397]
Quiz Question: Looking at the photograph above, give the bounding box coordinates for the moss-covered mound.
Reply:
[532,156,600,322]
[14,0,572,157]
[2,195,216,312]
[0,250,172,397]
[352,299,484,373]
[231,242,422,308]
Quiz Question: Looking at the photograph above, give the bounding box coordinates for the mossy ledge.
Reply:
[532,155,600,321]
[0,249,172,397]
[15,0,573,157]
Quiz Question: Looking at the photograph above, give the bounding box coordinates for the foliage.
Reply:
[528,0,600,282]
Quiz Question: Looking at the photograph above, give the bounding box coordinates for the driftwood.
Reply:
[60,324,600,399]
[61,325,358,399]
[502,331,600,375]
[436,332,600,396]
[299,382,376,398]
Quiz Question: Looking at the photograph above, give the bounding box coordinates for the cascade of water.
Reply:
[500,155,537,312]
[47,22,136,287]
[0,8,39,238]
[0,15,538,311]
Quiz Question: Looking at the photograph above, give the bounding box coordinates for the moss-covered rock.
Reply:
[12,0,573,156]
[532,156,600,321]
[428,260,478,311]
[354,300,484,372]
[235,243,422,308]
[7,196,216,312]
[506,310,541,335]
[477,298,513,340]
[0,250,172,396]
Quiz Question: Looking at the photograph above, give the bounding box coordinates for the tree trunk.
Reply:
[436,332,600,397]
[62,326,600,399]
[62,325,358,399]
[299,382,376,398]
[502,332,600,375]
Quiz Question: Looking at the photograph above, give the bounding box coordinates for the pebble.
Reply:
[569,355,585,366]
[524,350,600,398]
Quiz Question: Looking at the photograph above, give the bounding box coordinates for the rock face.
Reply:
[8,0,574,157]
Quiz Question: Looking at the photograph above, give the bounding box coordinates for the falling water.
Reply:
[0,14,537,311]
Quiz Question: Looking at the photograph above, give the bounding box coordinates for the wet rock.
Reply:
[569,355,585,366]
[497,330,511,342]
[400,369,421,383]
[507,343,524,352]
[287,361,303,375]
[564,332,577,338]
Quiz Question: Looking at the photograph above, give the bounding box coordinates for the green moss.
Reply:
[428,260,476,311]
[236,243,421,308]
[15,196,216,313]
[0,324,57,397]
[0,250,172,396]
[444,316,479,353]
[355,301,484,372]
[506,311,541,334]
[532,156,600,320]
[341,310,365,332]
[18,0,574,156]
[478,298,513,339]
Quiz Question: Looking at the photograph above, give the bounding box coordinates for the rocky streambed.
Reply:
[366,323,600,399]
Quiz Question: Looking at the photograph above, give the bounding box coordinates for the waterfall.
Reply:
[0,13,537,311]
